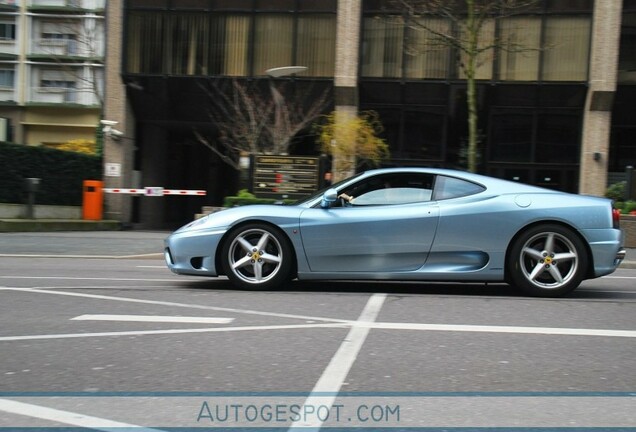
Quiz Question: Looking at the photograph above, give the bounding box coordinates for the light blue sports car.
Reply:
[164,168,626,297]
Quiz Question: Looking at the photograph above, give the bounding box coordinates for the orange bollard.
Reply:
[82,180,104,220]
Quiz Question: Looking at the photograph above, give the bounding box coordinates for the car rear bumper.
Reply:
[582,228,625,277]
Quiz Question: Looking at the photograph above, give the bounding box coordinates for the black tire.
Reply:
[220,223,293,290]
[507,224,588,297]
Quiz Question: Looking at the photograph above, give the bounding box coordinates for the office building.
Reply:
[103,0,636,228]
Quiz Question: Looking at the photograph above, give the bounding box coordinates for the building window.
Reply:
[361,16,403,78]
[40,70,77,103]
[618,13,636,83]
[125,10,336,77]
[541,16,590,81]
[253,14,294,75]
[165,13,210,75]
[403,110,444,159]
[489,109,580,164]
[126,12,164,74]
[0,21,16,41]
[498,17,541,81]
[219,15,250,76]
[297,14,336,77]
[535,113,580,163]
[404,17,449,79]
[0,69,14,88]
[490,112,534,162]
[361,11,591,82]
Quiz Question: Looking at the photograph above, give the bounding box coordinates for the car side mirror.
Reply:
[320,188,338,208]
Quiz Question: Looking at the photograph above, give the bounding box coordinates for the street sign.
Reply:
[252,155,319,199]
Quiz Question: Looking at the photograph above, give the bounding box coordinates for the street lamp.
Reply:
[265,66,307,77]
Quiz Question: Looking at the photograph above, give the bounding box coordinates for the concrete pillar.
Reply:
[333,0,361,181]
[579,1,623,196]
[103,0,135,223]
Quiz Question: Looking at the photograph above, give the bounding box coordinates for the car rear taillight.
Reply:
[612,207,621,229]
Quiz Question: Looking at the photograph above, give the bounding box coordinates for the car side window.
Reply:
[433,175,485,200]
[340,173,435,206]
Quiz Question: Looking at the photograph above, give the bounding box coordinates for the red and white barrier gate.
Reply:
[103,187,206,196]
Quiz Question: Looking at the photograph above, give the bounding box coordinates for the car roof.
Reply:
[357,167,558,195]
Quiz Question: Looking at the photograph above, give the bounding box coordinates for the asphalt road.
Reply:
[0,232,635,430]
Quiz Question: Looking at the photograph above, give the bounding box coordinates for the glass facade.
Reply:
[359,1,593,192]
[125,1,336,77]
[121,0,635,196]
[612,4,636,176]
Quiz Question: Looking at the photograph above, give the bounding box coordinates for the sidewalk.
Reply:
[0,230,168,259]
[0,218,120,233]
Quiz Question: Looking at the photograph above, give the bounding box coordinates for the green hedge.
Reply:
[223,189,296,207]
[0,142,102,206]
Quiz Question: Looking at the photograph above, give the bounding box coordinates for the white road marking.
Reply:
[71,314,234,324]
[602,276,636,279]
[290,293,387,430]
[0,253,163,259]
[362,322,636,338]
[0,323,346,342]
[0,276,185,282]
[0,398,165,432]
[0,287,350,323]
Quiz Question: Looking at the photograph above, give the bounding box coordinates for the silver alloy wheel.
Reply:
[519,231,579,290]
[226,228,284,285]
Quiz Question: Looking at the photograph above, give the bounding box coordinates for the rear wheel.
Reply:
[507,224,588,297]
[220,223,292,290]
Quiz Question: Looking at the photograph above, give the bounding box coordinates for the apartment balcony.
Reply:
[30,38,103,59]
[0,0,20,10]
[0,40,18,57]
[28,85,101,106]
[0,85,16,103]
[28,0,105,11]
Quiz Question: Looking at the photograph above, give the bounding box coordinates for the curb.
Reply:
[0,253,163,260]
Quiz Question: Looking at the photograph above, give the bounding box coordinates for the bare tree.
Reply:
[196,78,331,170]
[394,0,538,172]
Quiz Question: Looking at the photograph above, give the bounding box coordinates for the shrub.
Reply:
[55,139,97,155]
[624,200,636,214]
[605,181,626,202]
[223,189,295,207]
[0,142,101,206]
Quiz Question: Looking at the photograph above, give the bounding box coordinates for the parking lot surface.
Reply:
[1,232,635,430]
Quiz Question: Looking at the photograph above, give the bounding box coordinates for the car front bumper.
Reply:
[164,228,226,277]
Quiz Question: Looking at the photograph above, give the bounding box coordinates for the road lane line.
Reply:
[289,293,387,431]
[0,253,163,259]
[0,323,347,342]
[0,398,166,432]
[363,322,636,338]
[0,287,350,323]
[0,276,186,282]
[71,314,234,324]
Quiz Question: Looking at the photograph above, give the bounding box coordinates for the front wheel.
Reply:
[220,223,293,290]
[507,224,588,297]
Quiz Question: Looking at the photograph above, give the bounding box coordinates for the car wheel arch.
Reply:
[504,220,594,282]
[214,220,298,279]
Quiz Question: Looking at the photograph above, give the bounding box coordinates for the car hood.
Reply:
[174,204,305,233]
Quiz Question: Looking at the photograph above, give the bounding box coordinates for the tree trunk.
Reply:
[465,0,478,173]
